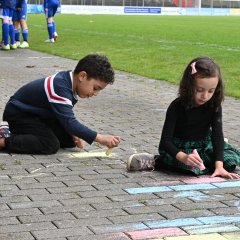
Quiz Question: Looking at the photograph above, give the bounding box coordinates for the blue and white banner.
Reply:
[27,5,236,16]
[28,4,61,14]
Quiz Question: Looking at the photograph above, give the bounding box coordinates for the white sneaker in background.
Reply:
[19,41,29,48]
[45,38,55,43]
[16,41,21,48]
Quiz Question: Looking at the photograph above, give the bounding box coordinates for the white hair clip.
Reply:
[191,62,197,74]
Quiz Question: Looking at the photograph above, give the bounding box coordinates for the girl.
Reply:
[44,0,59,43]
[127,57,240,179]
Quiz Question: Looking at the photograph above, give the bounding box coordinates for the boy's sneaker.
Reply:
[53,32,58,41]
[45,38,55,43]
[0,125,11,138]
[19,41,29,48]
[2,44,10,50]
[127,153,155,171]
[10,43,17,50]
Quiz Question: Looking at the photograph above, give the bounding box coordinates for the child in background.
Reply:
[1,0,16,50]
[13,0,29,48]
[0,2,3,46]
[127,57,240,179]
[44,0,59,43]
[0,54,120,154]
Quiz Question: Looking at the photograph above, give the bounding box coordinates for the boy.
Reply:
[13,0,29,48]
[0,54,120,154]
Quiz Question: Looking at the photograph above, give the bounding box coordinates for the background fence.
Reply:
[28,0,240,7]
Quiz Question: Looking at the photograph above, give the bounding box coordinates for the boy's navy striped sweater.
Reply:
[6,71,97,144]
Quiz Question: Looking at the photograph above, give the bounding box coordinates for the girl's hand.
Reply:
[72,136,85,148]
[95,134,120,148]
[211,168,240,179]
[176,151,203,168]
[211,161,240,179]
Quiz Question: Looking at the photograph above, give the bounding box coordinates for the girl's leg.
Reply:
[222,142,240,172]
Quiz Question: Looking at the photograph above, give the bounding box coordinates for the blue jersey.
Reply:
[1,0,16,9]
[13,0,27,20]
[6,71,97,144]
[44,0,59,9]
[16,0,27,8]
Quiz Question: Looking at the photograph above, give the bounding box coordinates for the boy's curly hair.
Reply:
[74,54,115,84]
[178,56,224,110]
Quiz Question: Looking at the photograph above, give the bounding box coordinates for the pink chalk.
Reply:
[126,227,187,239]
[193,149,206,170]
[182,177,226,184]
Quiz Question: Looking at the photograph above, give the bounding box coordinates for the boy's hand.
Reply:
[72,136,86,148]
[95,134,120,148]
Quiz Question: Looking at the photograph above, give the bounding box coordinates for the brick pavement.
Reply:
[0,49,240,240]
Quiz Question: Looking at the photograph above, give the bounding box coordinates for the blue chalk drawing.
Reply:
[125,186,172,194]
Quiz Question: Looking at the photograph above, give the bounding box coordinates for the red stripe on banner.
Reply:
[47,76,66,102]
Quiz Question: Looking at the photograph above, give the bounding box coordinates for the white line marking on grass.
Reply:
[31,24,240,52]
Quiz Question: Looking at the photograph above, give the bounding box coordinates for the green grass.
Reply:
[28,14,240,98]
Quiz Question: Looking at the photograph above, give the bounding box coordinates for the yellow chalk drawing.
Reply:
[92,142,115,157]
[71,151,116,159]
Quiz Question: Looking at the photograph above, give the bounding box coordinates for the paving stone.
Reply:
[0,216,20,226]
[9,200,62,209]
[126,227,187,239]
[90,222,148,234]
[0,222,56,234]
[54,217,112,228]
[18,212,76,224]
[40,204,94,214]
[0,208,42,218]
[108,212,164,224]
[31,227,93,239]
[0,232,35,240]
[161,209,215,219]
[165,233,228,240]
[183,224,240,235]
[221,231,240,240]
[124,205,179,215]
[173,201,227,211]
[73,208,128,219]
[68,232,130,240]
